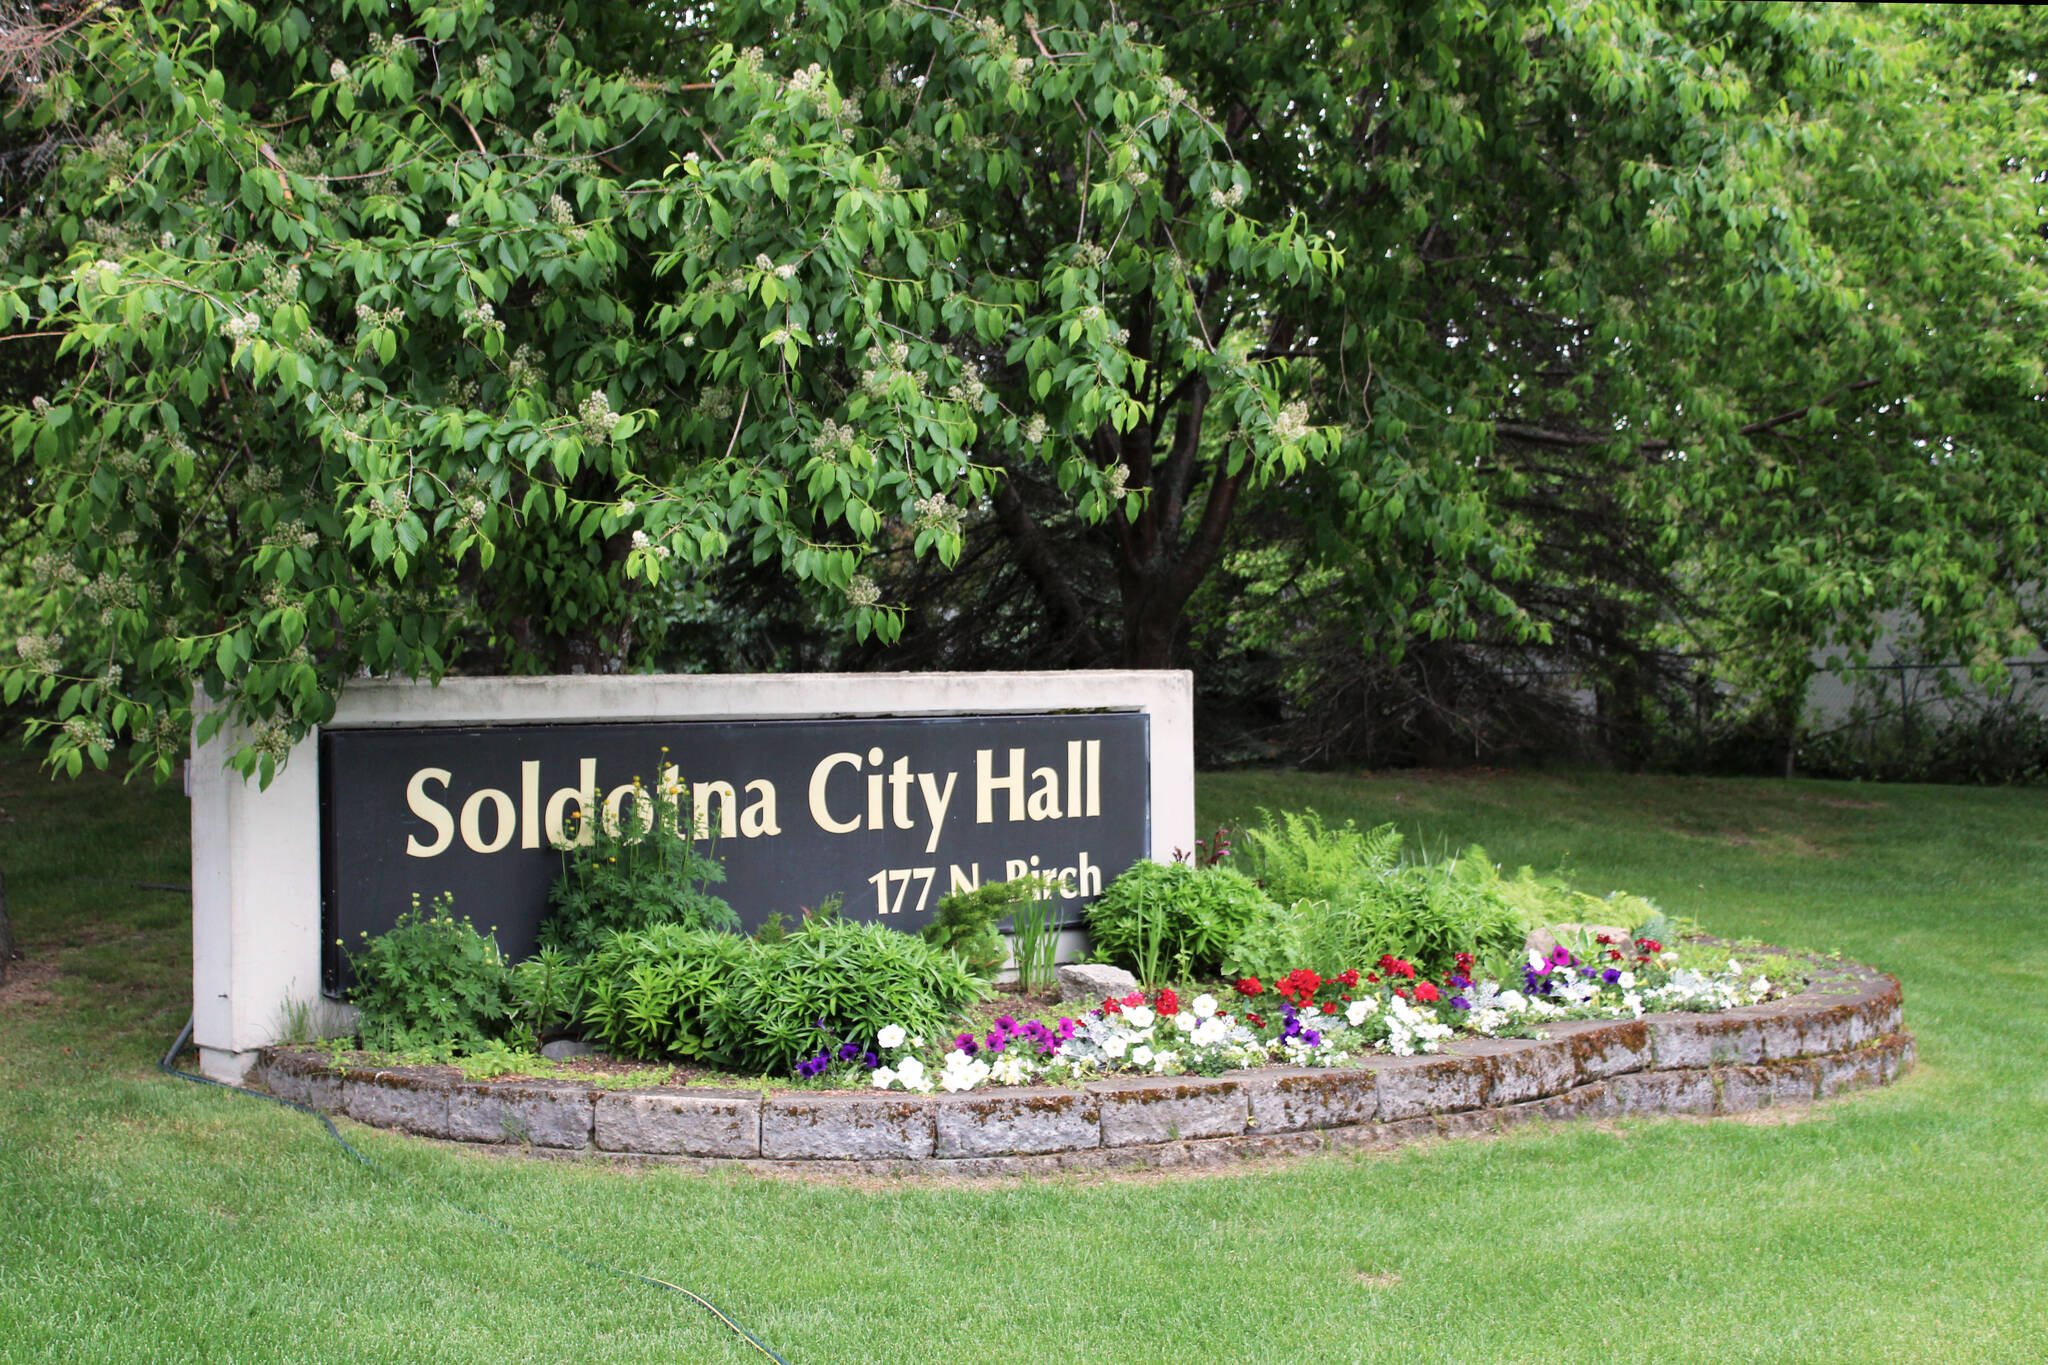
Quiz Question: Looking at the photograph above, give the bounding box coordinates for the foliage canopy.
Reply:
[0,0,2040,780]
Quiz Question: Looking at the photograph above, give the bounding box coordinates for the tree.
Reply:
[2,0,2041,786]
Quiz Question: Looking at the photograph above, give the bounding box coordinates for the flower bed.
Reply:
[812,938,1779,1095]
[260,948,1911,1176]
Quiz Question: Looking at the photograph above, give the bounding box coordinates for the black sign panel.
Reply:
[320,712,1149,995]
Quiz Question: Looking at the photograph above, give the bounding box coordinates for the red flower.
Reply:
[1595,934,1616,945]
[1366,973,1380,984]
[1321,1002,1338,1015]
[1277,969,1324,1003]
[1235,976,1265,996]
[1392,988,1409,1001]
[1339,968,1361,987]
[1154,988,1180,1017]
[1414,981,1440,1004]
[1608,949,1623,961]
[1101,997,1122,1015]
[1122,991,1144,1007]
[1637,938,1664,954]
[1246,1013,1264,1028]
[1454,952,1475,971]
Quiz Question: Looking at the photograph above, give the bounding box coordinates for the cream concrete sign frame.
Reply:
[190,671,1195,1082]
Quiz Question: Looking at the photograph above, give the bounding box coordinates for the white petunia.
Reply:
[895,1056,925,1087]
[1345,999,1372,1026]
[877,1024,906,1050]
[1130,1046,1154,1067]
[1174,1012,1197,1033]
[1101,1036,1128,1059]
[1124,1005,1155,1029]
[871,1067,896,1089]
[1191,993,1217,1019]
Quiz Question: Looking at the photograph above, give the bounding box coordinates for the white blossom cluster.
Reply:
[460,299,505,338]
[63,717,114,751]
[1208,181,1247,210]
[264,519,321,551]
[579,390,621,442]
[354,300,405,329]
[12,632,62,675]
[810,418,858,460]
[1272,401,1312,445]
[506,343,546,389]
[912,493,962,536]
[844,574,880,609]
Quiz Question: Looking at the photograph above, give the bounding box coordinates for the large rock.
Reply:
[1058,962,1140,1003]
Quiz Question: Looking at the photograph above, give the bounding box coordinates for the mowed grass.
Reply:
[2,756,2045,1364]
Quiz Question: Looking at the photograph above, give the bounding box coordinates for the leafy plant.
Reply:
[710,919,987,1074]
[576,926,753,1062]
[1237,813,1534,978]
[345,893,514,1053]
[1085,861,1278,981]
[1217,901,1312,984]
[540,773,737,956]
[920,877,1032,980]
[1006,879,1063,994]
[571,917,988,1074]
[508,946,586,1044]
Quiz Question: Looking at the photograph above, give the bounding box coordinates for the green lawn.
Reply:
[3,759,2045,1363]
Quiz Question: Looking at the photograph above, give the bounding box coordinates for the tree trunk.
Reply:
[0,864,15,987]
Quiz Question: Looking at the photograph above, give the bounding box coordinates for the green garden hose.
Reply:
[158,1017,793,1364]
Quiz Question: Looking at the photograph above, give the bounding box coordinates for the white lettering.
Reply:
[605,783,655,839]
[740,779,781,837]
[1077,850,1102,897]
[917,770,957,855]
[1027,766,1062,821]
[460,787,515,854]
[977,747,1026,823]
[692,780,738,840]
[808,752,863,834]
[888,756,915,830]
[405,767,454,857]
[520,760,540,849]
[544,758,598,848]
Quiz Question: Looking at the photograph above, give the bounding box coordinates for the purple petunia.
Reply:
[1602,967,1622,984]
[1302,1029,1322,1047]
[1450,995,1472,1011]
[954,1032,978,1056]
[837,1041,862,1061]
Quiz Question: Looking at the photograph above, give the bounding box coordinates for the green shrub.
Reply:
[1238,808,1404,905]
[713,918,987,1073]
[572,918,987,1073]
[920,878,1031,979]
[346,893,515,1052]
[1217,899,1312,983]
[1084,860,1278,981]
[507,945,588,1045]
[1237,812,1531,978]
[539,778,737,956]
[577,925,753,1061]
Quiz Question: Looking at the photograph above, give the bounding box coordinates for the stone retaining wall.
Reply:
[261,955,1911,1177]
